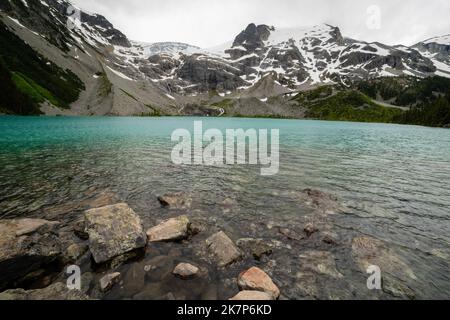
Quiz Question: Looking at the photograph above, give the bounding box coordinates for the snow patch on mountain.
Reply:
[423,35,450,46]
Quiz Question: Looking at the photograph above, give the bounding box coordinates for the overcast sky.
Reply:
[71,0,450,48]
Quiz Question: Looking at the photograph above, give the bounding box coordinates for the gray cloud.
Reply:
[71,0,450,47]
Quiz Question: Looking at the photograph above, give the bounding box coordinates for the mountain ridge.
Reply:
[0,0,449,126]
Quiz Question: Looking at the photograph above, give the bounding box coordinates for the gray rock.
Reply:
[206,231,242,267]
[0,218,61,291]
[84,203,147,264]
[146,215,190,242]
[80,272,94,295]
[177,56,247,92]
[99,272,121,292]
[0,282,90,300]
[173,263,199,279]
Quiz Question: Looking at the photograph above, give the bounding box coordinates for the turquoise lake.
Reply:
[0,116,449,299]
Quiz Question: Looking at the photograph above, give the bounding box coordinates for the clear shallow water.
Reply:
[0,116,449,299]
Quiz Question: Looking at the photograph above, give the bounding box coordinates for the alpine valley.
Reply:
[1,0,450,127]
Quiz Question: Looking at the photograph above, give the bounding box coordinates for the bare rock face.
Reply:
[173,263,199,279]
[99,272,121,292]
[146,215,190,242]
[0,218,61,291]
[0,282,90,300]
[237,267,280,299]
[206,231,242,267]
[230,23,273,55]
[229,290,274,301]
[84,203,147,264]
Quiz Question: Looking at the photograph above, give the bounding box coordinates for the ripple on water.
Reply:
[0,116,449,299]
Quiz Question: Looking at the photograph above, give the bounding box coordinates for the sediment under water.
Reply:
[0,116,449,299]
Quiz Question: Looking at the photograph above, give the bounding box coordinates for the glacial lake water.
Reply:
[0,116,449,299]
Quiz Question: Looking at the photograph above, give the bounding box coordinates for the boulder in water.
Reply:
[84,203,147,264]
[237,267,280,299]
[146,215,190,242]
[206,231,242,267]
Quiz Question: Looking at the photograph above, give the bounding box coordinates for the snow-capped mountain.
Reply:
[1,0,449,116]
[124,23,442,97]
[413,35,450,78]
[131,42,203,58]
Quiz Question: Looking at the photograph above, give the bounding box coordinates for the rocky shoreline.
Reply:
[0,189,421,300]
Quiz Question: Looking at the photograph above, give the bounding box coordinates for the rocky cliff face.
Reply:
[413,35,450,78]
[0,1,449,116]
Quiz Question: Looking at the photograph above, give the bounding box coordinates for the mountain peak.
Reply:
[231,23,274,52]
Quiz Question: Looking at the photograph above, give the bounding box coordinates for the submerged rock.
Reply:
[287,189,342,215]
[84,203,147,264]
[99,272,121,292]
[0,218,61,291]
[352,236,417,299]
[206,231,242,267]
[237,267,280,299]
[236,238,273,260]
[229,290,274,301]
[0,282,90,300]
[157,192,192,209]
[278,227,304,241]
[382,277,416,300]
[294,271,319,298]
[144,255,174,282]
[188,220,207,236]
[146,215,190,242]
[299,251,343,279]
[173,263,199,279]
[304,223,319,237]
[123,263,146,295]
[352,236,417,281]
[321,231,339,245]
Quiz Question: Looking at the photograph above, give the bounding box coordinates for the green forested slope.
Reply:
[0,21,84,114]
